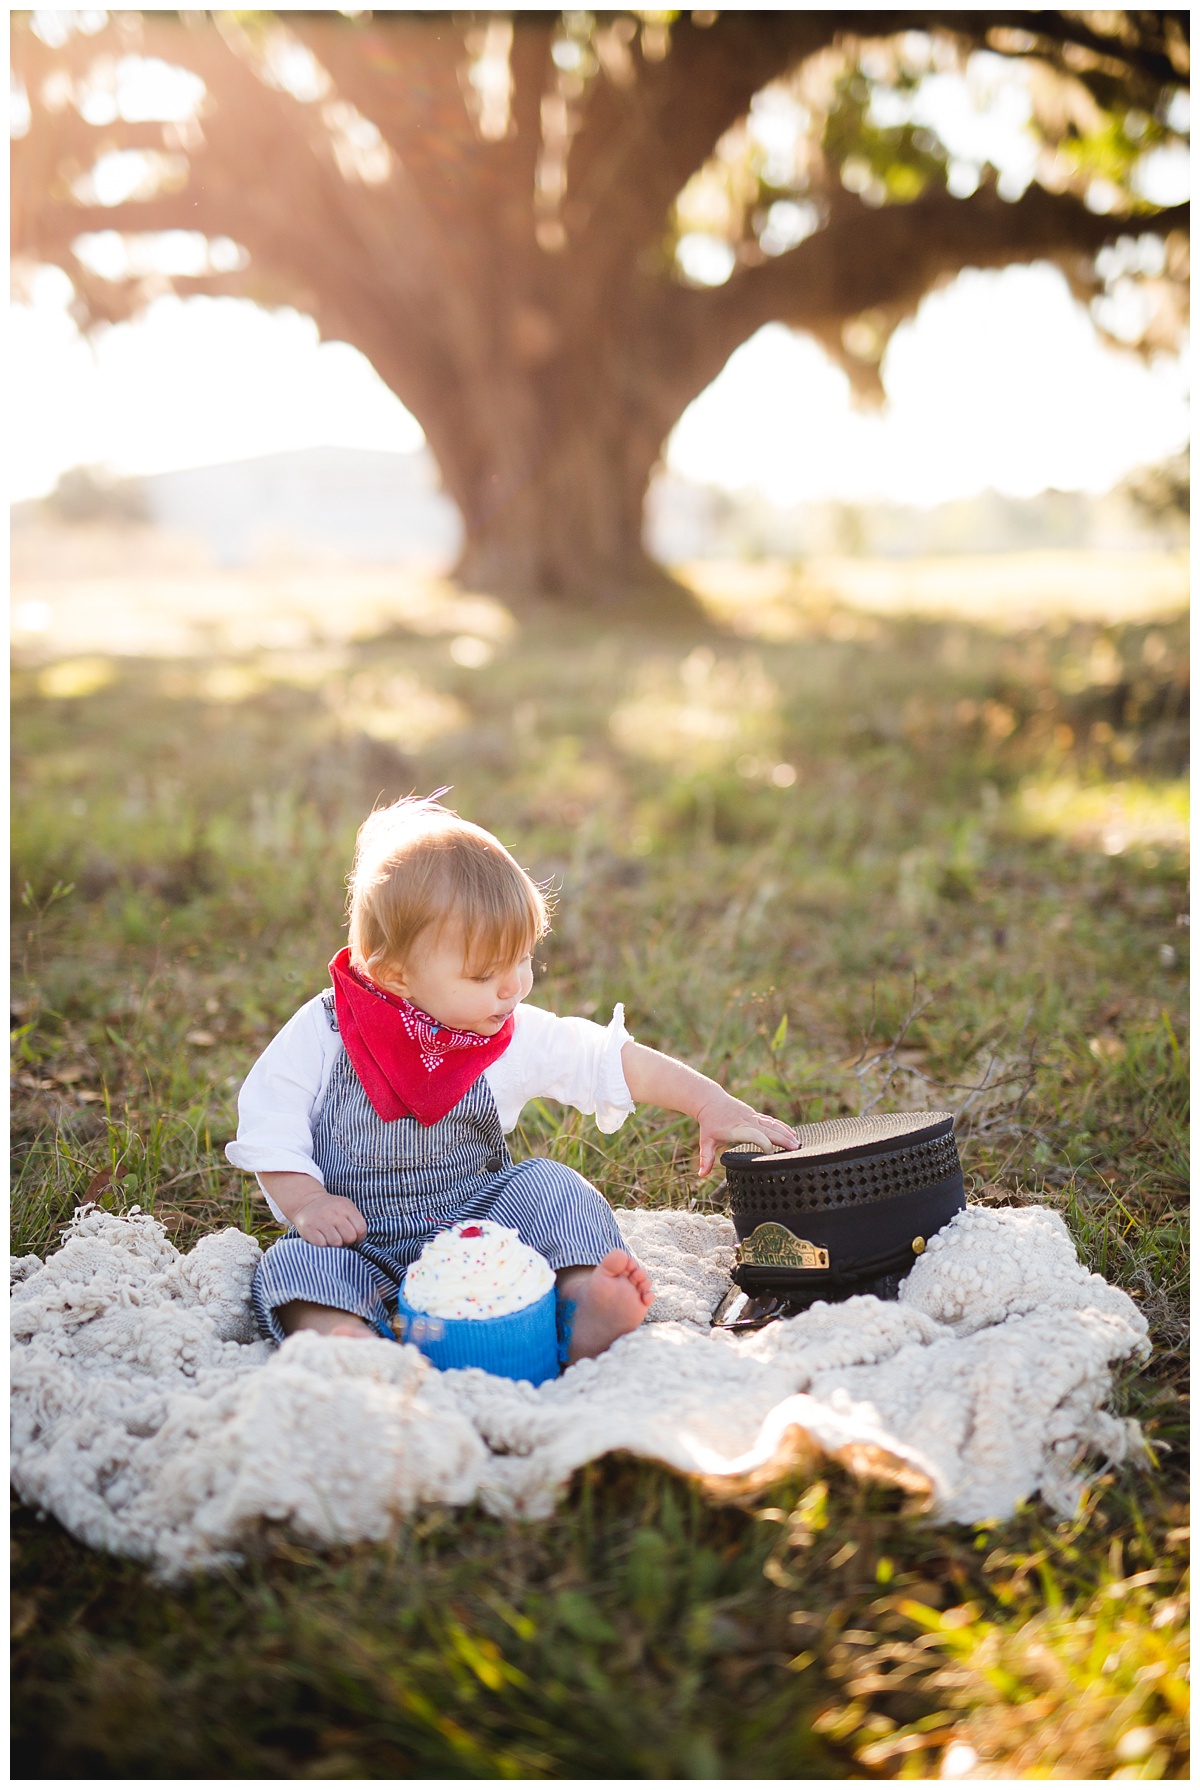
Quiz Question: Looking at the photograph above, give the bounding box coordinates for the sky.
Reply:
[10,259,1188,512]
[667,264,1190,508]
[10,271,426,504]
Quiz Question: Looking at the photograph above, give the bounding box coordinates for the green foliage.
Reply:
[11,586,1189,1777]
[668,21,1187,375]
[822,67,948,206]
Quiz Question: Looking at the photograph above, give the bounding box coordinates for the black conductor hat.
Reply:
[715,1111,964,1330]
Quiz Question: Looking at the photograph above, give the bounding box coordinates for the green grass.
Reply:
[11,583,1189,1778]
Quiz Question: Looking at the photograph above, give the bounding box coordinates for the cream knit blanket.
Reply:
[11,1203,1149,1580]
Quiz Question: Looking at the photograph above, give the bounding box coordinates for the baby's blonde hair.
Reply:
[347,796,549,981]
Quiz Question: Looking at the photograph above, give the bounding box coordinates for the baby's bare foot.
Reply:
[558,1251,654,1364]
[278,1300,377,1340]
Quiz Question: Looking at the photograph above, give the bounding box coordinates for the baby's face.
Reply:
[380,928,533,1035]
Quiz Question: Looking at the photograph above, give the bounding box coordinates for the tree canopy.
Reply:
[11,9,1190,606]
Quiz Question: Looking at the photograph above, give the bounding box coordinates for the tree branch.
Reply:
[625,182,1190,451]
[563,14,842,270]
[715,184,1189,340]
[941,9,1190,87]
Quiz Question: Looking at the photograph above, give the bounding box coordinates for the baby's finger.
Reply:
[754,1115,799,1147]
[726,1121,775,1150]
[339,1202,368,1239]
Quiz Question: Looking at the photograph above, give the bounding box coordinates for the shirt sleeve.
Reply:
[485,1002,635,1134]
[224,995,341,1209]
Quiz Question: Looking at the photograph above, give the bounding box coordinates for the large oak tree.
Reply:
[11,9,1189,605]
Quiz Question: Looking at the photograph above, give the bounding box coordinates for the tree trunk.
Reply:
[423,365,674,605]
[451,435,658,604]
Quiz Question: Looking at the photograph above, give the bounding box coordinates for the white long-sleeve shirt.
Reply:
[225,994,636,1221]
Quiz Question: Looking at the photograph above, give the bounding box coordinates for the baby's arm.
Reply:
[260,1172,368,1247]
[227,997,367,1245]
[620,1041,798,1175]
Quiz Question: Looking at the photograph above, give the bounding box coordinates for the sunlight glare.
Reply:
[609,648,780,767]
[73,231,249,281]
[1133,145,1190,207]
[75,54,206,124]
[330,671,465,748]
[890,53,1041,199]
[37,656,116,699]
[72,147,188,207]
[675,233,736,287]
[1017,777,1188,857]
[11,72,32,136]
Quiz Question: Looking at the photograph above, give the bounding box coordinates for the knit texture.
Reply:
[11,1202,1148,1580]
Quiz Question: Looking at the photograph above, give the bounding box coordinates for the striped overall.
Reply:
[251,995,625,1343]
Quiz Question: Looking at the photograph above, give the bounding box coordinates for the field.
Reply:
[11,540,1190,1778]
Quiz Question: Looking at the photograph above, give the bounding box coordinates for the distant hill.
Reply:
[12,447,1187,568]
[14,447,463,569]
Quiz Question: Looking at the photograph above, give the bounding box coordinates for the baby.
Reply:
[228,797,797,1363]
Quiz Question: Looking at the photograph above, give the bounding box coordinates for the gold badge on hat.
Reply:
[735,1223,830,1271]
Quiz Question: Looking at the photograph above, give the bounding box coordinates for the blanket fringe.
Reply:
[693,1422,935,1509]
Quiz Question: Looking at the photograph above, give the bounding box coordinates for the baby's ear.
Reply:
[373,956,409,997]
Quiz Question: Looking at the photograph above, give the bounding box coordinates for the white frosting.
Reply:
[403,1220,555,1320]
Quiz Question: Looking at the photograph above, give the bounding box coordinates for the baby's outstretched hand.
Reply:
[695,1095,798,1177]
[293,1193,369,1248]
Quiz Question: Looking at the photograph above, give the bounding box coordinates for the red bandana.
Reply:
[328,947,514,1126]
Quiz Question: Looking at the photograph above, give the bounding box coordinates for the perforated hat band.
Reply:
[721,1111,964,1306]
